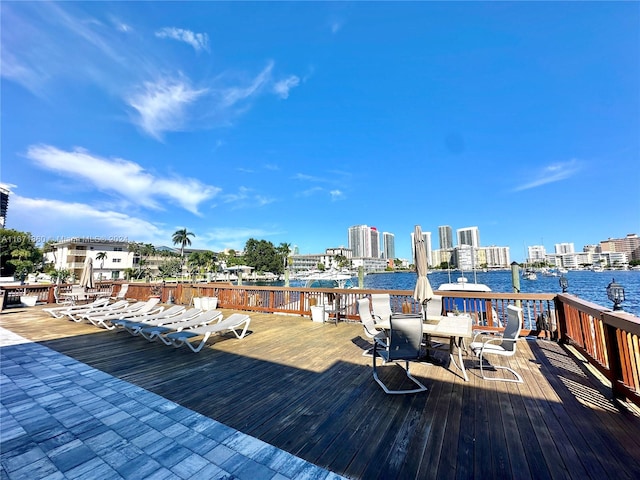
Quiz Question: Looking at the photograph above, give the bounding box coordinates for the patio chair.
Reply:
[373,314,428,394]
[139,309,223,343]
[357,298,388,357]
[370,293,393,323]
[84,298,162,330]
[469,305,523,383]
[164,313,251,352]
[63,299,130,322]
[111,305,186,333]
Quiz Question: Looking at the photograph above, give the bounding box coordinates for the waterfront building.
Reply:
[432,248,454,268]
[350,256,388,274]
[45,238,134,281]
[482,245,511,269]
[528,245,547,264]
[370,227,380,259]
[454,244,475,271]
[555,242,575,254]
[600,233,640,261]
[457,226,480,248]
[348,225,372,258]
[382,232,395,260]
[325,247,353,259]
[438,225,453,250]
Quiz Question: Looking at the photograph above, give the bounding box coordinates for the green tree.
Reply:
[244,238,282,273]
[158,258,182,280]
[128,242,155,279]
[172,228,195,262]
[277,242,292,271]
[0,229,42,279]
[96,251,108,268]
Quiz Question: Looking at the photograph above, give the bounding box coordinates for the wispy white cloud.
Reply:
[221,187,275,209]
[329,190,345,201]
[297,187,323,197]
[155,27,209,52]
[219,62,274,108]
[11,194,168,244]
[512,159,581,192]
[2,4,301,139]
[126,78,208,139]
[25,145,219,214]
[273,75,300,99]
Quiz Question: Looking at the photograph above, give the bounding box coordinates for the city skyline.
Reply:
[2,3,638,261]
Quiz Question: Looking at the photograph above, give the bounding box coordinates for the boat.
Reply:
[298,270,356,289]
[435,275,500,326]
[523,269,538,281]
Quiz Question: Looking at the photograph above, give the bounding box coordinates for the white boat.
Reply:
[437,276,492,293]
[436,276,499,326]
[298,270,356,289]
[523,270,538,281]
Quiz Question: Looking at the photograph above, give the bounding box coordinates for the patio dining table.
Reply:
[376,314,473,381]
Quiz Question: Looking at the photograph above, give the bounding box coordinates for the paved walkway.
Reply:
[0,327,345,480]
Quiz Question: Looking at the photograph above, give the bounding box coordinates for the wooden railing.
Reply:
[1,282,638,406]
[555,293,640,406]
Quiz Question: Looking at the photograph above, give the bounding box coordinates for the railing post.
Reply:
[602,312,626,401]
[554,295,569,344]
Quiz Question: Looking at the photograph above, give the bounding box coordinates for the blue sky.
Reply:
[2,2,639,261]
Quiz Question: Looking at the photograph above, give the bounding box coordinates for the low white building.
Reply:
[45,238,134,281]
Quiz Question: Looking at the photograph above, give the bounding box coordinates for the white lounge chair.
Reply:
[43,295,109,319]
[164,313,251,352]
[114,307,201,336]
[84,298,162,330]
[110,305,186,333]
[139,309,223,343]
[63,300,130,322]
[110,283,129,301]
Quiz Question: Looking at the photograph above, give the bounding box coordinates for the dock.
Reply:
[2,305,640,479]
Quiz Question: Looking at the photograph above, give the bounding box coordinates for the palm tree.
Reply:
[172,228,195,259]
[172,228,195,280]
[95,251,108,281]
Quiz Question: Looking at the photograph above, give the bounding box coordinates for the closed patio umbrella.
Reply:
[79,257,94,289]
[413,225,433,318]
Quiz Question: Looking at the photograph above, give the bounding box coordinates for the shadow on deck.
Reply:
[2,306,640,480]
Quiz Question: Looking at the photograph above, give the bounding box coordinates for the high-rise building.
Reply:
[457,226,480,248]
[483,246,511,268]
[348,225,368,257]
[348,225,380,258]
[382,232,395,260]
[555,242,575,254]
[528,245,546,263]
[370,227,380,259]
[0,185,9,229]
[410,230,433,266]
[438,225,453,250]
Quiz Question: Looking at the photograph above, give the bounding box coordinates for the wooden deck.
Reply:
[2,306,640,480]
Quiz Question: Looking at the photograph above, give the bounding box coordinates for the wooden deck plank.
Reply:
[2,306,640,480]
